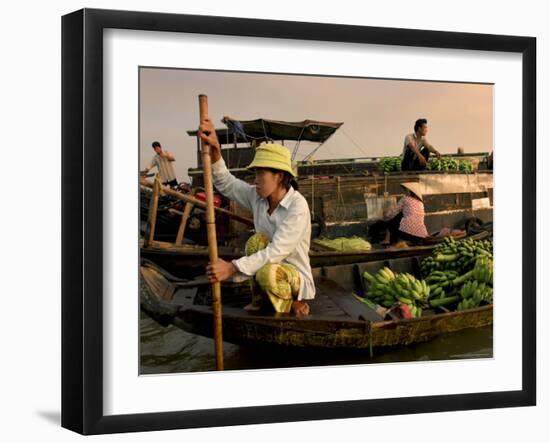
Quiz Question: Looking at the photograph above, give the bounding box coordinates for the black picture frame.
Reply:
[61,8,536,435]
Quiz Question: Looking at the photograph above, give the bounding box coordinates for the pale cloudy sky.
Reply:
[140,68,493,182]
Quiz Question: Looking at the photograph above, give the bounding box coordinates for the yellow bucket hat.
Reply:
[246,143,297,177]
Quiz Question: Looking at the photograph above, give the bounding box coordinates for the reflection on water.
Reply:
[140,310,493,374]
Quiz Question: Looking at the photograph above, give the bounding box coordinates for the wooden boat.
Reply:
[140,231,489,279]
[140,254,493,350]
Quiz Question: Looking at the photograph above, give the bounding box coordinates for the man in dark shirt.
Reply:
[401,118,441,171]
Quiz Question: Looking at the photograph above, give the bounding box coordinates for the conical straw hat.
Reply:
[400,182,425,201]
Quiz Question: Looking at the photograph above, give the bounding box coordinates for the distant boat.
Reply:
[140,116,492,248]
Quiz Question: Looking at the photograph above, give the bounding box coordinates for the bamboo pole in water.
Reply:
[199,94,224,371]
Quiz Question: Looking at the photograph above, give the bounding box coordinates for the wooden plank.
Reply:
[316,277,384,322]
[141,266,175,301]
[309,293,348,318]
[175,202,194,246]
[140,182,254,226]
[144,175,161,247]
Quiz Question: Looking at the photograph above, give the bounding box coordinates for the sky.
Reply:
[140,68,493,182]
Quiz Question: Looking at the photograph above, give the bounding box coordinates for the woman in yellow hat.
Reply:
[198,118,314,316]
[371,182,429,246]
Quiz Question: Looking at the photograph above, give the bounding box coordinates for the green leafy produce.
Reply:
[427,157,474,173]
[458,160,474,173]
[314,236,372,251]
[379,156,402,173]
[245,232,270,256]
[427,157,458,172]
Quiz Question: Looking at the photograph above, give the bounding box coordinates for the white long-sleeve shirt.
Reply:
[211,158,315,301]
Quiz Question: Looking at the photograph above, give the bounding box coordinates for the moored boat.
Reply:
[140,231,488,279]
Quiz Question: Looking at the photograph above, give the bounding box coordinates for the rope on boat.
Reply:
[260,119,274,143]
[340,127,370,158]
[302,141,325,162]
[291,126,307,161]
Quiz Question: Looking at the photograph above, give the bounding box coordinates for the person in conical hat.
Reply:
[198,118,314,317]
[369,182,429,246]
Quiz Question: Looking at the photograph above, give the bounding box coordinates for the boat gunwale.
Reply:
[140,231,489,258]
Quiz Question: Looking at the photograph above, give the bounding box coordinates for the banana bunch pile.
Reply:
[458,160,474,173]
[362,267,430,317]
[420,237,493,277]
[452,256,493,286]
[425,256,493,311]
[425,270,460,308]
[379,156,402,173]
[361,244,494,316]
[456,280,493,311]
[427,157,475,173]
[420,236,460,276]
[427,157,460,171]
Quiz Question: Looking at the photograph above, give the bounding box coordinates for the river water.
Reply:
[140,310,493,374]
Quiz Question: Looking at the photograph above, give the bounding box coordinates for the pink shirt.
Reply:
[385,195,429,238]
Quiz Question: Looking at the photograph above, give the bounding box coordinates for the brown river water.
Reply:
[140,310,492,374]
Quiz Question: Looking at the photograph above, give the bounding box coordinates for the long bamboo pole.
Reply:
[199,94,224,371]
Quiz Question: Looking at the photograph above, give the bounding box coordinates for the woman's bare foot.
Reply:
[291,300,310,316]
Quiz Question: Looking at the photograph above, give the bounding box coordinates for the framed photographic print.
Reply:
[62,8,536,435]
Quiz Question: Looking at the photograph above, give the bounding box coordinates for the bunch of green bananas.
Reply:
[427,157,460,172]
[420,237,460,276]
[457,281,493,311]
[420,237,493,277]
[362,267,396,308]
[424,270,461,308]
[458,160,474,173]
[452,256,493,286]
[434,239,492,274]
[379,156,402,173]
[421,238,494,311]
[362,267,430,317]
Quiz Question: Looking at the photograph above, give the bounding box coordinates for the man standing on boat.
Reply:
[141,141,178,187]
[401,118,441,171]
[198,118,314,317]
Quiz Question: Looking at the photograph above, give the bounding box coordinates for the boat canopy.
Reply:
[187,117,343,144]
[221,116,343,143]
